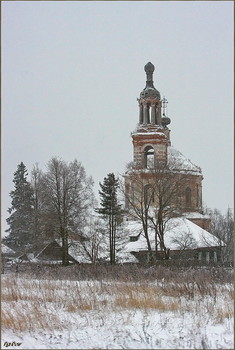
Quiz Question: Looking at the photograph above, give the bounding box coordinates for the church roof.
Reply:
[124,217,221,253]
[168,146,202,175]
[183,212,210,220]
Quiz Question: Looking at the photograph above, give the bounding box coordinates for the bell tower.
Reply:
[125,62,210,231]
[132,62,171,170]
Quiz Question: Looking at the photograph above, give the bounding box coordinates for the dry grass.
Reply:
[113,283,179,311]
[115,293,179,311]
[8,263,233,284]
[1,270,234,333]
[1,302,64,332]
[214,306,234,324]
[66,301,93,312]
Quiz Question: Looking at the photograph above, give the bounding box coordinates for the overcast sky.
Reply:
[2,1,233,233]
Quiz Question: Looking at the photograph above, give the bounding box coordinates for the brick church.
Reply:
[124,62,210,230]
[123,62,222,263]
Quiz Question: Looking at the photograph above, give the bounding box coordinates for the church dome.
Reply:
[144,62,155,74]
[140,87,161,99]
[140,62,161,100]
[162,116,171,126]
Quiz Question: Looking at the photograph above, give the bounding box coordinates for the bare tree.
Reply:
[31,164,48,246]
[79,216,106,264]
[121,172,155,262]
[170,230,197,258]
[148,162,187,260]
[43,157,94,266]
[204,207,234,264]
[122,158,191,261]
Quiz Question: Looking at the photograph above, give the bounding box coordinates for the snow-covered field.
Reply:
[1,268,234,349]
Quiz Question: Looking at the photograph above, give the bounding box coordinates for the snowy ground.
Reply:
[1,271,234,349]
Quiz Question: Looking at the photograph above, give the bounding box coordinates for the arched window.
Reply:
[125,183,130,209]
[144,146,155,169]
[196,184,199,207]
[185,187,192,207]
[196,184,201,208]
[144,184,154,205]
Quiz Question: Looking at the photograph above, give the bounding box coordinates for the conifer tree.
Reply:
[6,162,34,246]
[96,173,122,264]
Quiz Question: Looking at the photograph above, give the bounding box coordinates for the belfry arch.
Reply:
[144,146,155,169]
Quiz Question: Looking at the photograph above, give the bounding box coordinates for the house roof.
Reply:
[1,243,16,256]
[35,240,79,263]
[124,217,221,253]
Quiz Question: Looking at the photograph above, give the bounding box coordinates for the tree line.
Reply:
[4,158,123,266]
[4,158,234,266]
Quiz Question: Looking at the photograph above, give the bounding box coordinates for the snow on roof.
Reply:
[183,212,210,220]
[68,243,92,264]
[131,124,167,137]
[168,146,202,175]
[132,131,166,136]
[1,243,15,255]
[124,217,220,253]
[123,219,143,235]
[165,217,218,248]
[116,250,139,264]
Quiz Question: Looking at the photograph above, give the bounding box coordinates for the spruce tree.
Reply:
[5,162,34,247]
[97,173,122,264]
